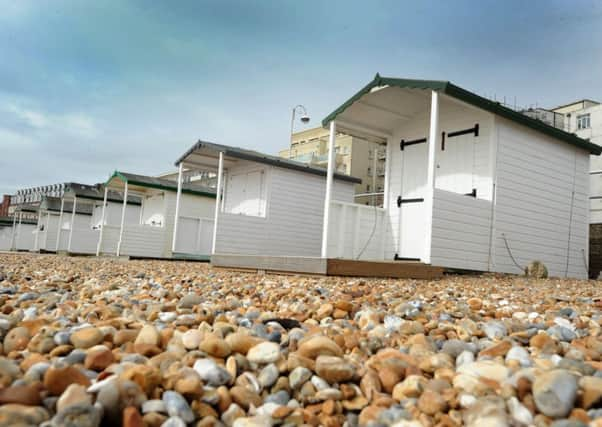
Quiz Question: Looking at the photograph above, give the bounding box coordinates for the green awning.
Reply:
[107,171,216,199]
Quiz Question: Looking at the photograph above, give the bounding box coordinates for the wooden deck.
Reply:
[211,255,444,279]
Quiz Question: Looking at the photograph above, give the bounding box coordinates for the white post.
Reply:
[34,209,42,251]
[67,195,77,252]
[372,149,377,206]
[55,198,65,252]
[383,141,391,209]
[116,182,128,256]
[96,186,108,256]
[10,212,17,250]
[171,163,184,253]
[321,120,337,258]
[423,90,439,264]
[211,152,224,255]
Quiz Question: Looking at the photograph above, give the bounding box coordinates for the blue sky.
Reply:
[1,0,601,194]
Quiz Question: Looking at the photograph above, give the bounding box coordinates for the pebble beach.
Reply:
[0,252,601,427]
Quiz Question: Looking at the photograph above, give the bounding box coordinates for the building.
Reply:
[548,99,602,276]
[0,195,10,217]
[100,172,216,259]
[43,184,142,255]
[278,127,385,205]
[182,75,600,279]
[175,141,362,274]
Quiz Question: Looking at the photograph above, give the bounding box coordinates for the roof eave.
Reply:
[321,74,602,156]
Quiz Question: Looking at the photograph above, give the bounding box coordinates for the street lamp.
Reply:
[289,104,310,159]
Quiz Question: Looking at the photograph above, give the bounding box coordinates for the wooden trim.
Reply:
[326,259,443,279]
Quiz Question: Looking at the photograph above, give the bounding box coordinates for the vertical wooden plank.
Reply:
[352,206,360,259]
[337,203,346,258]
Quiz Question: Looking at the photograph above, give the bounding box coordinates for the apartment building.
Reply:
[278,127,386,205]
[548,100,602,221]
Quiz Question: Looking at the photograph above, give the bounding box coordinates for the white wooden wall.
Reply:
[215,161,356,257]
[326,201,387,260]
[0,227,11,250]
[492,118,589,279]
[430,189,492,271]
[13,223,36,251]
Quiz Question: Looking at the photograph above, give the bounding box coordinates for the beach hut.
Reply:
[0,216,37,251]
[34,196,92,253]
[318,74,600,278]
[174,141,362,274]
[100,171,216,259]
[178,75,601,279]
[52,183,141,255]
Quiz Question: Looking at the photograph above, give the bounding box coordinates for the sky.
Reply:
[1,0,601,195]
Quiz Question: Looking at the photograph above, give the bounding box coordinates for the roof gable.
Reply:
[323,74,602,155]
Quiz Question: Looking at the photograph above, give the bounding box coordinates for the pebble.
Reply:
[181,329,202,350]
[533,369,578,418]
[163,391,195,423]
[193,359,232,386]
[50,402,102,427]
[0,253,600,426]
[247,342,281,364]
[56,383,92,412]
[70,327,104,349]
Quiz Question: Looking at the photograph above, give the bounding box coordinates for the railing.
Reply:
[327,200,388,260]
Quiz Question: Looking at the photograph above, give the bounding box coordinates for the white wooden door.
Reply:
[175,217,214,255]
[398,141,428,261]
[437,133,474,195]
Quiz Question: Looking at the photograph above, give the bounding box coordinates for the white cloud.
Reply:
[0,100,99,139]
[0,127,33,147]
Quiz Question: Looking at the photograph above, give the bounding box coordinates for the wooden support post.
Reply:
[116,182,128,256]
[67,195,77,252]
[211,152,224,255]
[96,186,108,256]
[171,162,184,253]
[423,90,439,264]
[55,198,65,252]
[321,120,336,258]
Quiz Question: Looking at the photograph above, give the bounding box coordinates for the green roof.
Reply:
[322,74,602,155]
[107,171,216,199]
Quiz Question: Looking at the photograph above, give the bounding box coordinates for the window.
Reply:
[578,113,591,130]
[141,194,165,227]
[367,184,371,192]
[224,169,267,217]
[367,167,372,176]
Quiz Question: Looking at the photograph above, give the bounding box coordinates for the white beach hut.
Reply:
[100,171,216,259]
[51,183,142,255]
[0,216,37,251]
[34,196,93,253]
[174,141,363,274]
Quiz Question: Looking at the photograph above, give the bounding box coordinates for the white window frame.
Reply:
[141,193,166,228]
[577,113,591,130]
[223,168,268,218]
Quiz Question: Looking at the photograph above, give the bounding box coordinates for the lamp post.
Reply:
[289,105,310,159]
